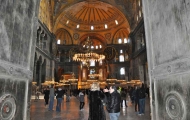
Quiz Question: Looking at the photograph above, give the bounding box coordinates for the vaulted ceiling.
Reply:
[39,0,142,46]
[54,1,130,32]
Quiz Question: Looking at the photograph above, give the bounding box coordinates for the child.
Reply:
[35,90,40,100]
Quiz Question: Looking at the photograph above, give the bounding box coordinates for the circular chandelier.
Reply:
[73,52,105,62]
[73,36,105,62]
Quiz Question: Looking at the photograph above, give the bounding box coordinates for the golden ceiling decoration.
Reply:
[55,1,130,32]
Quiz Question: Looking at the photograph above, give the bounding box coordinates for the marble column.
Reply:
[37,30,41,47]
[40,33,45,49]
[33,61,37,82]
[38,63,42,89]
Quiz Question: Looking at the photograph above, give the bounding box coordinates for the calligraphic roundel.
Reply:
[103,46,116,61]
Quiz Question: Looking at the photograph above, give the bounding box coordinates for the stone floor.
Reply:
[30,95,151,120]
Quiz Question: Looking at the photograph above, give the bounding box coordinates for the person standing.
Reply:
[35,86,40,101]
[138,83,146,115]
[55,87,65,112]
[120,88,127,107]
[79,90,85,111]
[88,82,106,120]
[104,85,121,120]
[129,87,134,103]
[66,89,70,102]
[43,86,50,108]
[48,84,55,111]
[133,86,140,113]
[35,89,40,100]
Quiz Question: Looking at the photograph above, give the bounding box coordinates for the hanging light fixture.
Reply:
[72,1,105,64]
[73,36,105,62]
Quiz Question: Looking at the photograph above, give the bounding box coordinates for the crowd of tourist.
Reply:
[38,82,149,120]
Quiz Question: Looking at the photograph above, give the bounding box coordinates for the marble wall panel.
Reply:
[0,0,39,119]
[154,74,190,119]
[143,0,190,119]
[0,78,26,120]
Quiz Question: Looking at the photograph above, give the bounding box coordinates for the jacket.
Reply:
[138,88,146,99]
[106,91,121,113]
[120,91,127,100]
[55,88,64,99]
[79,91,84,102]
[88,90,106,120]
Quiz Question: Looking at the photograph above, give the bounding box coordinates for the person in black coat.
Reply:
[43,86,50,108]
[104,85,121,120]
[138,83,146,115]
[133,86,140,113]
[120,88,127,107]
[88,82,106,120]
[55,87,65,112]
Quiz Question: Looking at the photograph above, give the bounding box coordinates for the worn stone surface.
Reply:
[0,0,39,120]
[143,0,190,119]
[0,78,26,120]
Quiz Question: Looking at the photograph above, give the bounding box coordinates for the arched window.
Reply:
[120,67,125,75]
[125,53,129,61]
[124,38,128,43]
[119,50,124,62]
[119,55,124,62]
[90,60,95,66]
[118,38,122,44]
[57,39,60,44]
[99,60,103,65]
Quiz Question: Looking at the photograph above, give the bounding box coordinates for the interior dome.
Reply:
[55,1,130,32]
